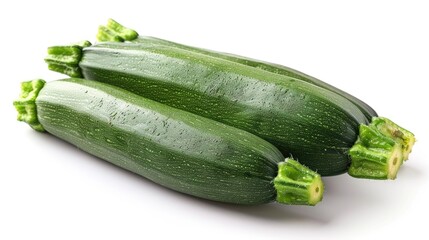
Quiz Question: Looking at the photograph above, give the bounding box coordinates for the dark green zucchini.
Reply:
[14,78,324,205]
[45,42,415,179]
[96,19,377,120]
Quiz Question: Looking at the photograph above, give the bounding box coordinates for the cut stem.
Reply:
[348,116,415,180]
[370,117,416,161]
[274,158,324,206]
[13,79,46,132]
[44,41,91,77]
[96,19,138,42]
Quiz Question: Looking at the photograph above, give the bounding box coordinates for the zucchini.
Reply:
[14,78,324,205]
[45,43,414,179]
[97,19,377,120]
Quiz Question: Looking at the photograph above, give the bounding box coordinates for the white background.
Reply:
[1,1,428,239]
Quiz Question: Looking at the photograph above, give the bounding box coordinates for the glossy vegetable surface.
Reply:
[97,19,377,120]
[14,78,324,205]
[46,41,415,179]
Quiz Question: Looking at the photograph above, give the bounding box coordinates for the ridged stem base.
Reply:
[97,18,138,42]
[349,117,415,180]
[274,158,324,206]
[13,79,46,132]
[44,41,91,78]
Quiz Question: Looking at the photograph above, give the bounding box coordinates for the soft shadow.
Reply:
[397,163,424,177]
[32,132,331,223]
[175,195,332,224]
[28,131,424,224]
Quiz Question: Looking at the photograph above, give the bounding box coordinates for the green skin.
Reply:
[66,42,369,176]
[44,19,415,179]
[97,20,417,174]
[97,19,377,121]
[45,41,415,179]
[14,78,324,205]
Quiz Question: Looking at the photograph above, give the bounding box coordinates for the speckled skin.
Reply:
[124,35,377,120]
[79,43,368,175]
[36,79,285,204]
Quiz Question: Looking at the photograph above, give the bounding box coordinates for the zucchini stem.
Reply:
[274,158,324,206]
[13,79,46,132]
[370,117,416,161]
[44,41,91,78]
[97,18,139,42]
[348,117,415,179]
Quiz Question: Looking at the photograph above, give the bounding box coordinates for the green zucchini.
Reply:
[96,19,377,121]
[45,41,415,179]
[14,78,324,205]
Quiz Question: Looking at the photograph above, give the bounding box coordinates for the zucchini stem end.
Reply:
[274,158,324,206]
[13,79,46,132]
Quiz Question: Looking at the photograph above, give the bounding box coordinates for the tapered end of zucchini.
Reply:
[348,117,415,180]
[44,41,91,78]
[13,79,46,132]
[97,18,139,42]
[274,158,324,206]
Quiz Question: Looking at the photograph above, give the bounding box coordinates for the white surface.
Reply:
[1,1,428,239]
